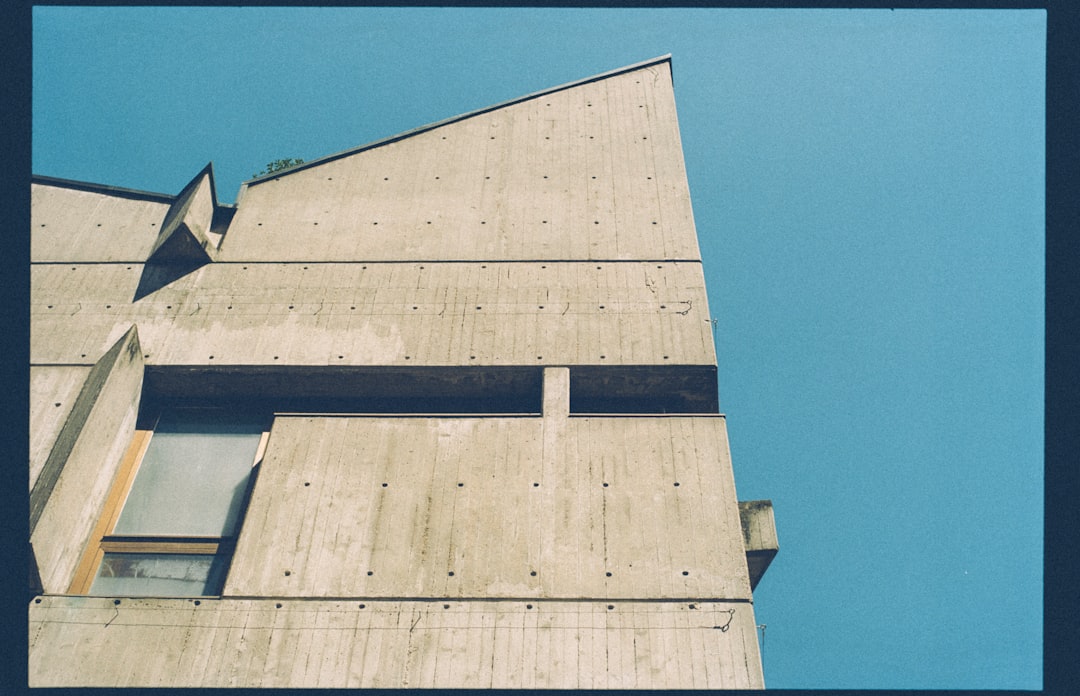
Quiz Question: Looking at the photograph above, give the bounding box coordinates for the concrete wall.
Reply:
[31,182,172,263]
[29,596,762,688]
[31,260,714,367]
[29,366,91,489]
[224,62,698,262]
[226,414,750,600]
[28,57,770,688]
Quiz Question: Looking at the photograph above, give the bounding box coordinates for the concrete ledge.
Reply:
[738,500,778,591]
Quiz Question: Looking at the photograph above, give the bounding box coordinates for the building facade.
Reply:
[28,56,777,688]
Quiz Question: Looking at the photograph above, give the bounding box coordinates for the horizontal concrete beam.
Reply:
[30,595,763,689]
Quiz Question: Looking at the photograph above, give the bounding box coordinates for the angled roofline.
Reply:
[242,55,673,189]
[31,174,177,204]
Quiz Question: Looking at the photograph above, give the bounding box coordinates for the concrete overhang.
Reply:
[738,499,778,591]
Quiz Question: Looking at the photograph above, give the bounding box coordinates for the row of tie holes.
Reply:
[32,598,701,612]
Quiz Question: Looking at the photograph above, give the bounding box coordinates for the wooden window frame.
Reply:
[68,417,269,595]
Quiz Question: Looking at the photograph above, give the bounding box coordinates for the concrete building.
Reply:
[29,55,777,688]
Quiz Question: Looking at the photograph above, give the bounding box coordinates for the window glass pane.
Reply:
[89,553,228,597]
[113,409,265,536]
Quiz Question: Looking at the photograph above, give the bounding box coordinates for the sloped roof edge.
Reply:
[244,54,673,187]
[31,174,178,204]
[32,170,238,210]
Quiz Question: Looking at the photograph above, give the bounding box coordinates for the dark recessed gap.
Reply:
[141,365,546,414]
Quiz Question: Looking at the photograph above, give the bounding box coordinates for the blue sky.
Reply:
[32,7,1045,690]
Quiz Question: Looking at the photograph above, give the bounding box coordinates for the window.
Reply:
[69,408,269,597]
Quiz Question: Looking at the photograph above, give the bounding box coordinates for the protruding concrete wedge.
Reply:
[739,500,779,590]
[147,163,221,265]
[29,326,144,593]
[135,163,228,299]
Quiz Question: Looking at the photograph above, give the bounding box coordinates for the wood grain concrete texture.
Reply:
[29,596,763,688]
[29,366,91,490]
[739,500,779,553]
[30,328,144,593]
[226,415,751,600]
[31,183,171,262]
[222,63,697,262]
[31,260,714,366]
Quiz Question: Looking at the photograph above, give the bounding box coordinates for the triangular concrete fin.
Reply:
[147,163,219,264]
[30,325,142,535]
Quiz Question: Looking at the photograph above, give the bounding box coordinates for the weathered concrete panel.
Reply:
[31,261,714,366]
[30,327,144,592]
[220,63,698,262]
[31,183,171,262]
[29,595,763,688]
[227,415,749,600]
[29,366,91,489]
